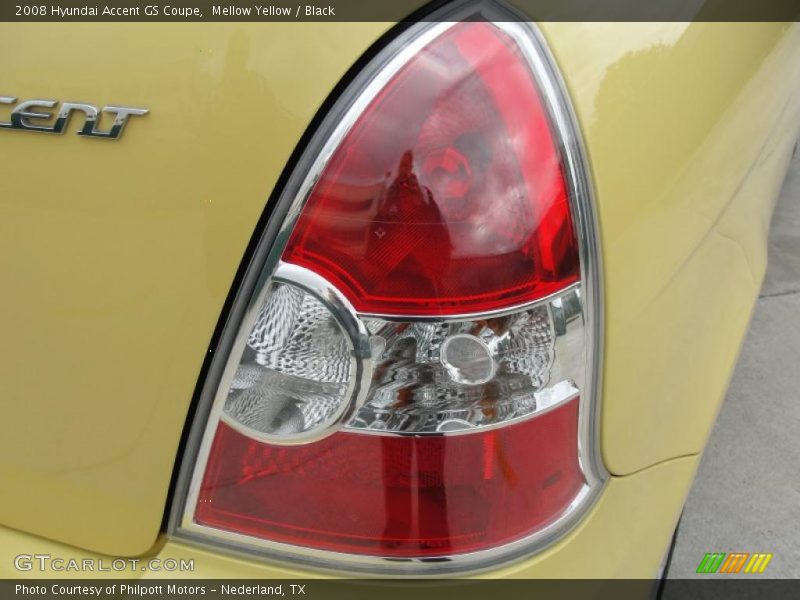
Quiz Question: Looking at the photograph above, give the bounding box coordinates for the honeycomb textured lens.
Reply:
[223,282,352,438]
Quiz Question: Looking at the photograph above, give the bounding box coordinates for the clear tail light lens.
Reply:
[223,281,355,440]
[173,9,604,575]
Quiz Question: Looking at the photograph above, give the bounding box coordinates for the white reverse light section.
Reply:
[223,282,353,439]
[221,276,585,440]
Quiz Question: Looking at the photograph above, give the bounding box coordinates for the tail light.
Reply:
[172,6,605,574]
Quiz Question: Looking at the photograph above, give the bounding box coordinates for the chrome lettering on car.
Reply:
[0,96,147,139]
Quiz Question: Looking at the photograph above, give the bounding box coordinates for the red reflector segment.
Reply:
[196,399,583,557]
[282,22,579,316]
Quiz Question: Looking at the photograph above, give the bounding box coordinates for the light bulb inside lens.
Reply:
[440,333,497,385]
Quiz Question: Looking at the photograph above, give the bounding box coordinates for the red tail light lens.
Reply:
[174,12,604,575]
[282,22,579,316]
[197,401,582,557]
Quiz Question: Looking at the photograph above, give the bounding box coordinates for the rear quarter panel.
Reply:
[542,21,800,474]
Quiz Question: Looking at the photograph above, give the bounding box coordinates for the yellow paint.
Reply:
[0,20,798,573]
[541,22,800,474]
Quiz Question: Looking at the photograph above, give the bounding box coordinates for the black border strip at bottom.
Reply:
[4,579,800,600]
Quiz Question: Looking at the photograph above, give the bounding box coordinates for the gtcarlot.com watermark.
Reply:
[14,554,194,573]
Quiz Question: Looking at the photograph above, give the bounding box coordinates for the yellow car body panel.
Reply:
[543,22,800,474]
[0,18,798,575]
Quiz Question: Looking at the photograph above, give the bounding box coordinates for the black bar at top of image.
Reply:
[1,0,799,22]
